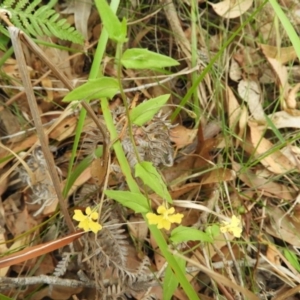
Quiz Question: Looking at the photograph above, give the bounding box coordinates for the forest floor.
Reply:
[1,0,300,299]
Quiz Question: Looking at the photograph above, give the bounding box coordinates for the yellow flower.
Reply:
[220,215,242,238]
[73,207,102,234]
[146,205,184,230]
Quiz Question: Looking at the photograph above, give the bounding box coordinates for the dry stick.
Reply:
[0,258,262,291]
[159,0,191,60]
[7,25,109,247]
[8,26,77,235]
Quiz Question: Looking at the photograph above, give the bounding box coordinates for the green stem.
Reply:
[64,0,120,196]
[93,1,200,298]
[115,42,141,163]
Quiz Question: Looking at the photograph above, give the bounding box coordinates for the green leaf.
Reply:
[0,34,9,52]
[105,190,149,213]
[163,258,185,300]
[283,248,300,272]
[63,77,119,102]
[206,224,220,239]
[0,293,13,300]
[130,94,170,126]
[170,226,213,243]
[63,147,103,197]
[135,161,172,203]
[95,0,127,43]
[121,48,179,69]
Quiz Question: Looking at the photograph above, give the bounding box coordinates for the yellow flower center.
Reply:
[163,211,169,219]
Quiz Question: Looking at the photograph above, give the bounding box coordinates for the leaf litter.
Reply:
[1,0,300,299]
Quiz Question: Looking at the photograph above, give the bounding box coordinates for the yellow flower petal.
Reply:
[157,205,167,214]
[90,221,102,234]
[220,215,242,238]
[231,215,240,226]
[146,213,162,225]
[231,227,242,238]
[168,213,184,224]
[166,207,175,214]
[73,207,102,234]
[90,211,99,220]
[78,218,90,231]
[147,205,184,230]
[157,219,171,230]
[85,207,92,215]
[73,210,85,221]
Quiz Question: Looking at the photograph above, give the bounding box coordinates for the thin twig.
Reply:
[5,24,109,249]
[0,258,262,291]
[8,26,77,237]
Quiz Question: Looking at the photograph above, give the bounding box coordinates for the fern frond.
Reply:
[0,0,84,44]
[53,253,71,277]
[15,0,28,11]
[25,0,46,14]
[82,204,154,298]
[2,0,17,7]
[104,283,127,300]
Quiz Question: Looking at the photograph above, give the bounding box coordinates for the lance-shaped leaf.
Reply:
[170,226,213,243]
[130,94,170,126]
[95,0,127,43]
[135,161,172,203]
[121,48,179,69]
[63,77,119,102]
[105,190,149,213]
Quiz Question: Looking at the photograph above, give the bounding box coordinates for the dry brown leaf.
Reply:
[127,215,148,243]
[269,110,300,129]
[4,196,38,235]
[260,45,291,103]
[0,107,22,143]
[0,227,8,276]
[238,80,265,121]
[49,116,78,141]
[201,168,236,185]
[61,0,93,41]
[0,134,38,168]
[31,285,82,300]
[63,166,91,198]
[169,182,202,199]
[233,46,262,79]
[193,138,219,171]
[0,175,8,197]
[265,206,300,247]
[264,239,300,283]
[34,253,55,275]
[90,157,106,186]
[281,145,300,167]
[248,122,295,174]
[150,233,166,271]
[232,161,295,200]
[258,44,298,64]
[210,0,253,18]
[229,57,242,81]
[40,77,53,102]
[225,85,248,147]
[266,242,281,266]
[169,125,197,149]
[226,85,243,131]
[286,83,300,109]
[162,156,195,189]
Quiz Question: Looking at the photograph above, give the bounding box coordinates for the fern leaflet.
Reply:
[0,0,84,44]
